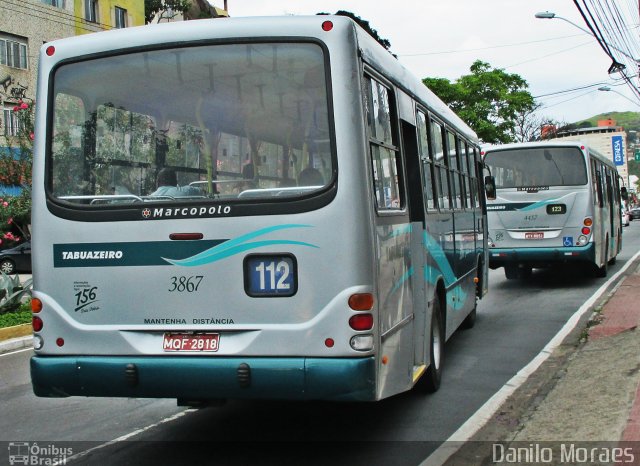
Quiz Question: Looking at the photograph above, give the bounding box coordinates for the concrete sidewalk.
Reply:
[441,257,640,465]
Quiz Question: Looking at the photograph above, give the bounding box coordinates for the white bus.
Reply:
[31,16,491,403]
[482,141,624,279]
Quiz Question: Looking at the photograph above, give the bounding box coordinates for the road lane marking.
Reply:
[421,250,640,466]
[0,347,32,357]
[66,408,199,463]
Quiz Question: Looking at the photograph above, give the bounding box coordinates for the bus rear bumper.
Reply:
[488,243,595,269]
[30,355,377,402]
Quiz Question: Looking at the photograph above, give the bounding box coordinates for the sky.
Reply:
[225,0,640,124]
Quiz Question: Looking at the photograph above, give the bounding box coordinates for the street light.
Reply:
[534,11,637,72]
[598,86,640,107]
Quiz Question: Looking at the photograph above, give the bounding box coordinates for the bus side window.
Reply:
[417,110,437,210]
[364,75,402,210]
[595,167,604,207]
[461,140,472,209]
[446,130,462,210]
[431,119,449,210]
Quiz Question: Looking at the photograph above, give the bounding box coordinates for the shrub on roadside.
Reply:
[0,272,32,314]
[0,304,30,328]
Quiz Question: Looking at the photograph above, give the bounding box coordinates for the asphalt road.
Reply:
[2,222,640,466]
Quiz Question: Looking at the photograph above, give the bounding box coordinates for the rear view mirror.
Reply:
[621,186,629,201]
[485,176,496,200]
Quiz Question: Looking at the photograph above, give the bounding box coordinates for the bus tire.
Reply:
[462,268,479,329]
[418,300,444,393]
[594,243,609,278]
[461,307,476,329]
[504,265,519,280]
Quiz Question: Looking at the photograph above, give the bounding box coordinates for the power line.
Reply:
[572,0,640,100]
[398,33,589,57]
[539,89,599,109]
[533,80,629,99]
[504,41,593,69]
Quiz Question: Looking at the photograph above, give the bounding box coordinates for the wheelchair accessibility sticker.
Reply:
[563,236,574,247]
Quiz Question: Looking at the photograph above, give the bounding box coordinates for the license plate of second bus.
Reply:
[525,232,544,239]
[163,333,219,352]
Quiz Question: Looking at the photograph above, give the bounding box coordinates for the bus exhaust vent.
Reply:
[237,363,251,388]
[124,363,139,387]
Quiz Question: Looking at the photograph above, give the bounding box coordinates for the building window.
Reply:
[85,0,98,23]
[0,38,28,70]
[115,7,127,28]
[3,108,21,137]
[41,0,65,7]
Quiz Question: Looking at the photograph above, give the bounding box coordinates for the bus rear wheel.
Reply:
[417,300,444,393]
[594,242,609,278]
[505,265,531,280]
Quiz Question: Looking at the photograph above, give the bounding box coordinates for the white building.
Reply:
[551,119,630,188]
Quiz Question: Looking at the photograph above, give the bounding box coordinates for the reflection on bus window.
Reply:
[485,147,588,189]
[50,43,334,204]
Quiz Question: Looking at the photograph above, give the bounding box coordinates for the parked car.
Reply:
[629,207,640,221]
[622,207,630,227]
[0,241,32,274]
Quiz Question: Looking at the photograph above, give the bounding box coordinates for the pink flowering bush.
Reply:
[0,192,30,247]
[0,98,33,247]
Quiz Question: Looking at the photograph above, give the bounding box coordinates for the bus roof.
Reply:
[41,15,478,144]
[352,22,478,142]
[482,140,615,169]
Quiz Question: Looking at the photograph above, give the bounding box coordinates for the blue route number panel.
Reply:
[244,254,298,297]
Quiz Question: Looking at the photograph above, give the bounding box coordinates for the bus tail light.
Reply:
[32,316,43,332]
[583,218,593,227]
[32,298,42,313]
[350,334,373,351]
[348,293,374,311]
[321,21,333,31]
[349,313,373,331]
[581,227,591,235]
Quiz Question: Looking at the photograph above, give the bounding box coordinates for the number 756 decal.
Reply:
[244,254,297,297]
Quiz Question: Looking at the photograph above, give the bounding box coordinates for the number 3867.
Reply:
[169,275,203,293]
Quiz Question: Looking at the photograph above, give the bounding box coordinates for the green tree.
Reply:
[423,60,537,144]
[144,0,191,24]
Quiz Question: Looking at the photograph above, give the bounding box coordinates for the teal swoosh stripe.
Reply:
[183,224,313,263]
[516,197,562,212]
[390,267,414,294]
[423,232,456,286]
[164,240,318,266]
[391,224,413,238]
[163,224,318,266]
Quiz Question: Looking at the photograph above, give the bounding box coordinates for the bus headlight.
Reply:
[350,334,373,351]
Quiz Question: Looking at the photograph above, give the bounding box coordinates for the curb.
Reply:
[0,335,31,354]
[426,251,640,466]
[0,323,31,340]
[0,323,32,355]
